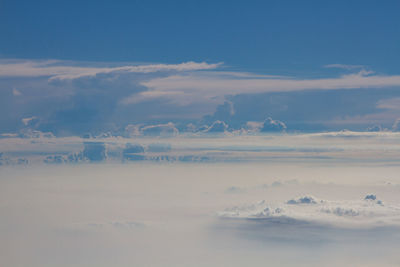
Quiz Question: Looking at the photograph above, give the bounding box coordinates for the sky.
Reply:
[3,2,400,265]
[1,0,400,134]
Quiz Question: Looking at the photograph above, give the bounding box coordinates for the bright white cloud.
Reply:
[219,194,399,227]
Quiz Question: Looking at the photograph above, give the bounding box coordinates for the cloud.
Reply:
[377,97,400,111]
[3,59,400,135]
[21,116,38,126]
[140,70,400,106]
[219,194,400,227]
[0,59,221,80]
[260,117,287,132]
[393,119,400,132]
[287,196,318,205]
[140,122,179,136]
[323,64,365,70]
[203,120,229,133]
[83,142,107,162]
[366,125,383,132]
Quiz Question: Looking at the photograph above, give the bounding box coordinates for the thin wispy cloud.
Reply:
[376,97,400,111]
[324,64,366,70]
[0,59,222,80]
[138,69,400,104]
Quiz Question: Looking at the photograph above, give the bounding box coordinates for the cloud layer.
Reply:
[2,59,400,134]
[219,195,400,228]
[0,59,221,80]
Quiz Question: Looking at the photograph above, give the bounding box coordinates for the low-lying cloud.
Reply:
[219,195,399,227]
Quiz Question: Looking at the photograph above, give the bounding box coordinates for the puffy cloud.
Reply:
[320,207,359,217]
[18,129,55,138]
[365,194,377,200]
[219,195,400,227]
[260,117,287,132]
[243,121,263,132]
[2,58,400,135]
[287,196,318,205]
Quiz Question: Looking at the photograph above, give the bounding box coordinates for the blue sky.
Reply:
[1,0,400,135]
[2,0,400,73]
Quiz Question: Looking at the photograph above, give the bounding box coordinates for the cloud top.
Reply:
[219,195,400,227]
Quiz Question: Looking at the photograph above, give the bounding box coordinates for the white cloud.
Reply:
[139,70,400,105]
[219,194,400,227]
[0,59,221,80]
[140,122,179,136]
[21,116,37,126]
[323,64,366,70]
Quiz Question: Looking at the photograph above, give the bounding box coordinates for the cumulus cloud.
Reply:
[287,195,319,205]
[260,117,287,132]
[219,195,400,227]
[243,121,263,132]
[2,59,400,135]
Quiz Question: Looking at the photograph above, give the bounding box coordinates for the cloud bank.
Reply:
[140,70,400,104]
[2,59,400,134]
[219,195,399,228]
